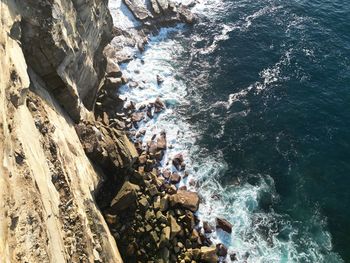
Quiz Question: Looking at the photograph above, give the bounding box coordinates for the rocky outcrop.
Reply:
[0,1,122,262]
[75,121,138,173]
[18,0,113,122]
[123,0,195,26]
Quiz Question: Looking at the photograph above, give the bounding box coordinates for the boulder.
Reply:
[169,190,200,212]
[169,215,181,238]
[216,243,228,257]
[110,181,140,211]
[106,58,122,77]
[170,173,181,184]
[172,153,184,170]
[150,0,161,14]
[123,0,150,20]
[157,132,167,150]
[203,221,213,233]
[156,0,169,12]
[200,246,218,263]
[216,217,232,234]
[159,226,171,247]
[160,195,169,211]
[154,97,166,112]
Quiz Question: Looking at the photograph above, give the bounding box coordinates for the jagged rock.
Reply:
[172,153,184,170]
[216,217,232,233]
[110,181,140,212]
[106,58,122,78]
[203,221,213,233]
[76,122,138,172]
[105,213,118,225]
[160,195,169,211]
[178,5,195,24]
[169,190,200,212]
[19,0,113,121]
[216,243,228,257]
[159,226,171,247]
[170,173,181,184]
[139,197,150,211]
[157,132,167,150]
[123,0,151,20]
[154,97,166,113]
[131,112,144,123]
[200,246,218,263]
[157,0,169,12]
[162,169,171,179]
[169,215,181,238]
[148,185,159,196]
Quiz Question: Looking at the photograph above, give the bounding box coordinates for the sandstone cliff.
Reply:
[0,0,124,262]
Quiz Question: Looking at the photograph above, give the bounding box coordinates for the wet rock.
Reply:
[157,0,169,12]
[172,153,184,170]
[169,190,200,212]
[230,252,238,261]
[154,97,166,113]
[169,215,181,238]
[131,112,144,123]
[216,217,232,234]
[216,243,228,257]
[123,0,150,20]
[157,131,167,150]
[200,246,218,263]
[128,80,139,88]
[203,221,213,233]
[110,181,140,212]
[178,5,195,24]
[157,74,164,85]
[162,169,171,179]
[170,173,181,184]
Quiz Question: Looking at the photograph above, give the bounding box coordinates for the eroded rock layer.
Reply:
[0,0,123,262]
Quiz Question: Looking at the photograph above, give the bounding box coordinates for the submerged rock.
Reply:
[216,217,232,234]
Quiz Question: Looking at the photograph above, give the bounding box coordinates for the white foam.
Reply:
[109,2,343,262]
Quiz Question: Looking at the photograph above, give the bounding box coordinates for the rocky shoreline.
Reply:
[75,0,235,262]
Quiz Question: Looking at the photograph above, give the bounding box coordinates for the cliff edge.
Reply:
[0,0,124,262]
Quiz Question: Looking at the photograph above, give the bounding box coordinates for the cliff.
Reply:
[0,0,124,262]
[0,0,211,262]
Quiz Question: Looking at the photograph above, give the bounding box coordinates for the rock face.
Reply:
[0,1,122,262]
[18,0,113,121]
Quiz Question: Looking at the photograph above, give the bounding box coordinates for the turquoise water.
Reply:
[117,0,350,261]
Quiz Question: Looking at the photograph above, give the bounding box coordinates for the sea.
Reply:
[109,0,350,262]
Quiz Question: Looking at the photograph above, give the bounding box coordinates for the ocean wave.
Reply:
[111,1,343,262]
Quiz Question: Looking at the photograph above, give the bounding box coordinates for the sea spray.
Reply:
[109,0,345,261]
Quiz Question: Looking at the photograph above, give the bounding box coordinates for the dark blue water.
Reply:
[172,0,350,261]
